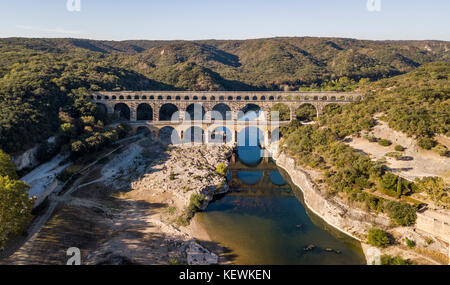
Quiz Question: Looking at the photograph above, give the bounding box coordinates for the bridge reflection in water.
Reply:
[197,144,366,265]
[227,150,291,196]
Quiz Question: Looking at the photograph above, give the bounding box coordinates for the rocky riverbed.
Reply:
[2,137,232,265]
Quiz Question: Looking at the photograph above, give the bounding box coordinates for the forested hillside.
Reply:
[0,37,448,154]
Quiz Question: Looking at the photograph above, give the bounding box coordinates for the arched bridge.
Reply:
[89,91,362,146]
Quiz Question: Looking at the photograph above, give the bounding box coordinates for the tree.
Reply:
[0,176,33,248]
[383,201,417,226]
[367,228,391,248]
[0,150,18,179]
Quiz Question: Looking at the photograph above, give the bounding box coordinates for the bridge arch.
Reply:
[114,103,130,120]
[95,103,108,121]
[212,103,232,121]
[185,103,206,121]
[137,103,153,121]
[237,126,264,148]
[238,104,262,121]
[209,126,232,144]
[159,103,179,121]
[295,103,317,121]
[183,126,204,144]
[270,103,290,121]
[159,126,181,145]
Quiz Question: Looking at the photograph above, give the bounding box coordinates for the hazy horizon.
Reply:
[1,0,449,41]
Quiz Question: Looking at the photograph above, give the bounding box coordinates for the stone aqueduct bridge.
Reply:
[89,91,362,145]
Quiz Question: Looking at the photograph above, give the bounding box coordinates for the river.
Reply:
[197,145,366,265]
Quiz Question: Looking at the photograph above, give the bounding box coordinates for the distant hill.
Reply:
[0,37,448,153]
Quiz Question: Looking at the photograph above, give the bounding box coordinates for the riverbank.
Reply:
[2,137,232,265]
[271,144,449,265]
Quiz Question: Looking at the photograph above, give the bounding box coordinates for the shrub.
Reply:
[417,137,437,150]
[364,135,378,143]
[383,201,417,226]
[216,163,228,177]
[169,172,176,181]
[367,228,391,248]
[394,145,405,152]
[405,238,416,248]
[380,255,414,265]
[432,144,449,156]
[187,194,205,219]
[378,139,392,147]
[385,152,403,160]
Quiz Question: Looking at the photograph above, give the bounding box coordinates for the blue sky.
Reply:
[0,0,449,41]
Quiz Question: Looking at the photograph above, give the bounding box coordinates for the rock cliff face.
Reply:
[273,150,390,241]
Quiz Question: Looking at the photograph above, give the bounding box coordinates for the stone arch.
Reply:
[159,103,179,121]
[159,126,180,145]
[295,103,317,121]
[227,96,233,101]
[210,96,216,101]
[238,104,261,121]
[252,96,258,100]
[95,103,108,121]
[176,96,181,100]
[157,95,163,100]
[183,126,204,144]
[193,96,199,100]
[119,96,124,100]
[134,95,139,100]
[166,96,172,100]
[185,103,206,121]
[270,103,290,121]
[126,95,132,100]
[236,96,242,101]
[219,96,225,101]
[114,103,130,120]
[212,103,232,121]
[237,126,264,147]
[209,126,232,144]
[201,96,207,100]
[260,96,266,101]
[137,103,153,121]
[269,96,275,101]
[112,96,117,100]
[184,96,190,100]
[244,96,250,101]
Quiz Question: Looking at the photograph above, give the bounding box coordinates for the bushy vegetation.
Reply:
[0,150,33,249]
[216,163,228,177]
[380,254,414,265]
[0,38,447,154]
[378,139,392,147]
[415,177,449,207]
[383,201,417,226]
[367,228,391,248]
